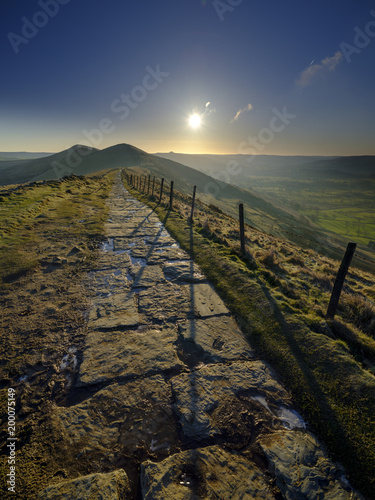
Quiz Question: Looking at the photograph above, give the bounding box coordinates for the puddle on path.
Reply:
[252,395,306,430]
[102,238,114,252]
[130,256,147,267]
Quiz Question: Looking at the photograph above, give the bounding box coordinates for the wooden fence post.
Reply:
[169,181,174,209]
[239,203,246,255]
[147,175,151,195]
[152,176,155,197]
[326,242,357,319]
[159,178,164,204]
[190,186,197,223]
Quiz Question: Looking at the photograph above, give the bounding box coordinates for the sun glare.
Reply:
[189,114,201,128]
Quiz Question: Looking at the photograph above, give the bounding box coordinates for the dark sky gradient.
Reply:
[1,0,375,154]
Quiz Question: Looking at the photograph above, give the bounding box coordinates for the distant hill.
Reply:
[0,145,98,185]
[0,152,53,161]
[155,152,333,178]
[155,152,375,180]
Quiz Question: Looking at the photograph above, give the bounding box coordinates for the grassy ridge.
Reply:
[123,173,375,498]
[0,172,114,286]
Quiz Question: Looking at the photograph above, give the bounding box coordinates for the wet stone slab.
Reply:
[88,293,139,330]
[145,235,177,247]
[86,269,132,297]
[130,265,166,288]
[138,283,193,323]
[147,246,190,265]
[171,361,290,441]
[54,376,179,457]
[258,430,361,499]
[163,260,207,283]
[177,316,254,364]
[77,327,185,386]
[113,237,147,253]
[38,470,130,500]
[183,283,230,318]
[90,251,132,270]
[141,445,275,500]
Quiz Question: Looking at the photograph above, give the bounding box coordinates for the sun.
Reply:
[188,113,201,128]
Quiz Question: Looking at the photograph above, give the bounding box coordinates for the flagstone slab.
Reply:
[177,316,254,363]
[147,246,189,265]
[171,361,290,441]
[90,252,132,270]
[54,376,179,456]
[141,445,275,500]
[163,260,207,283]
[145,235,177,247]
[258,430,361,499]
[88,292,139,330]
[77,327,185,386]
[130,265,166,288]
[138,283,193,322]
[86,268,132,297]
[182,283,230,318]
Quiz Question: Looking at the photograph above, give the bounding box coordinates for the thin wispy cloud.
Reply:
[296,51,343,88]
[203,101,216,116]
[230,103,253,123]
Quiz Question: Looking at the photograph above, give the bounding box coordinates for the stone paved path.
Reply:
[39,174,361,499]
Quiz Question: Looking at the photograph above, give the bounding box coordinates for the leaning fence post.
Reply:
[239,203,246,255]
[190,186,197,223]
[169,181,174,209]
[326,242,357,319]
[159,178,164,204]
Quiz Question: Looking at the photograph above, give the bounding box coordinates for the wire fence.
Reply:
[123,170,373,319]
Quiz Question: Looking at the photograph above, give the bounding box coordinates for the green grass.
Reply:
[247,176,375,247]
[0,172,114,286]
[124,172,375,498]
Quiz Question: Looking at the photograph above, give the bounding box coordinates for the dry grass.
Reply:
[339,292,375,338]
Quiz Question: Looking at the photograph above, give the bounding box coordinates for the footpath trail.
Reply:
[39,173,361,499]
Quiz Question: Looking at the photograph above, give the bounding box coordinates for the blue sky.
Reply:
[1,0,375,154]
